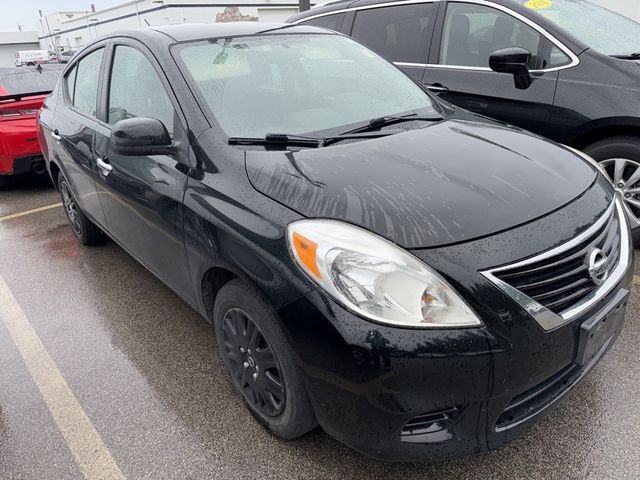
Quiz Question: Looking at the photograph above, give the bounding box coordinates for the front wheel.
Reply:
[58,173,104,245]
[213,279,316,439]
[584,136,640,245]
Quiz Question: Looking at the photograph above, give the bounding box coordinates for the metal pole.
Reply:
[86,14,92,40]
[43,15,59,60]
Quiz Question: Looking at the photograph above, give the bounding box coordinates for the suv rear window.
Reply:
[299,13,345,32]
[350,4,434,64]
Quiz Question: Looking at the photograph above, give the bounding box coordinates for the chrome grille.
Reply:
[482,199,631,331]
[494,207,619,314]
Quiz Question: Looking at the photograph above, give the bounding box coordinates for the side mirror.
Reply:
[109,117,173,156]
[489,47,533,90]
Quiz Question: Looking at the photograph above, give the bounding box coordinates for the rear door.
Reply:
[346,1,438,82]
[92,40,195,303]
[50,45,108,227]
[424,1,560,137]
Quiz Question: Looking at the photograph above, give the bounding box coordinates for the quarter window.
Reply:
[107,45,174,135]
[546,44,571,69]
[70,48,104,116]
[300,13,345,32]
[350,4,434,64]
[439,3,542,69]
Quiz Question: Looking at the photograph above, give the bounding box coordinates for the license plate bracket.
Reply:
[576,290,629,366]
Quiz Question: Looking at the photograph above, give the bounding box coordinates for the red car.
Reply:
[0,66,62,187]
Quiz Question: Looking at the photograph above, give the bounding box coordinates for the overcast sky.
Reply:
[1,1,123,31]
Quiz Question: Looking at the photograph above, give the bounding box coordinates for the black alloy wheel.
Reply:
[57,173,104,245]
[221,307,286,417]
[60,179,82,238]
[213,279,316,439]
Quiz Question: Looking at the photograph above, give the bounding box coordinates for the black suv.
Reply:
[290,0,640,241]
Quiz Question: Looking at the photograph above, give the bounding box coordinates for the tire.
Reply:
[584,136,640,245]
[58,173,104,245]
[0,175,9,189]
[213,279,316,439]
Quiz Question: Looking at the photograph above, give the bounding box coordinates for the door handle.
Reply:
[96,157,113,176]
[425,83,449,93]
[51,130,61,141]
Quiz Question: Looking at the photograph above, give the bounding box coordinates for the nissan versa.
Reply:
[37,23,634,462]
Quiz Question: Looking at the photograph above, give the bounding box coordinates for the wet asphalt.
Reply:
[0,176,639,480]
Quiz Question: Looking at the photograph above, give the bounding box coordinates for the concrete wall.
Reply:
[38,0,301,52]
[591,0,640,20]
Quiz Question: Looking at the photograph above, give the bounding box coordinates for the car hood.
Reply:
[245,118,597,249]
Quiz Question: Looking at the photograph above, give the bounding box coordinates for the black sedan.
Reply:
[37,23,634,462]
[290,0,640,243]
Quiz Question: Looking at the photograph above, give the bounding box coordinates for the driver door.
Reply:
[424,1,559,138]
[92,41,195,303]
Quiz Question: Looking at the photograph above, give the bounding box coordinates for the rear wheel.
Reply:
[213,279,316,439]
[584,136,640,245]
[58,173,104,245]
[0,175,9,189]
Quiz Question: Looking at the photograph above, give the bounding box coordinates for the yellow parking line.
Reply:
[0,203,62,222]
[0,275,125,480]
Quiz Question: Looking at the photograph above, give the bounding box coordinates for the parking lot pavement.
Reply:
[1,180,639,480]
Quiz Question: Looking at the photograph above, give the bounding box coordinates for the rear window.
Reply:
[0,66,63,98]
[299,13,346,32]
[350,4,435,64]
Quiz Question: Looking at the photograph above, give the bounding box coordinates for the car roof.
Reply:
[139,22,331,42]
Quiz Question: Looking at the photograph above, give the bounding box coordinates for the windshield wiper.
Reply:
[228,131,399,148]
[228,133,323,148]
[340,113,444,136]
[611,52,640,59]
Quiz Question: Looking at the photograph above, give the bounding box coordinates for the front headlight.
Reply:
[287,219,482,328]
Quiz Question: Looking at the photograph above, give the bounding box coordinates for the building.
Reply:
[593,0,640,20]
[0,31,41,68]
[38,0,301,53]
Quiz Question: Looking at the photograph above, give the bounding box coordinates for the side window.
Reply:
[546,44,571,68]
[71,48,104,116]
[350,4,434,64]
[439,3,542,69]
[64,64,77,103]
[107,45,175,135]
[300,13,345,32]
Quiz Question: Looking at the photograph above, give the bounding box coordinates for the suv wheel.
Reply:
[213,279,316,439]
[584,136,640,244]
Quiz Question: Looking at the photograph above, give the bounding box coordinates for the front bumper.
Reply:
[277,261,633,462]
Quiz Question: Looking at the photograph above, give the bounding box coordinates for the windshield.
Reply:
[523,0,640,56]
[176,34,437,138]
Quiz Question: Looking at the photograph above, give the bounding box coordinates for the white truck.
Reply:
[14,50,54,67]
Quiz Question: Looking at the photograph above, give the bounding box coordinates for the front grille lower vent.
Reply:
[490,203,621,316]
[496,364,578,429]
